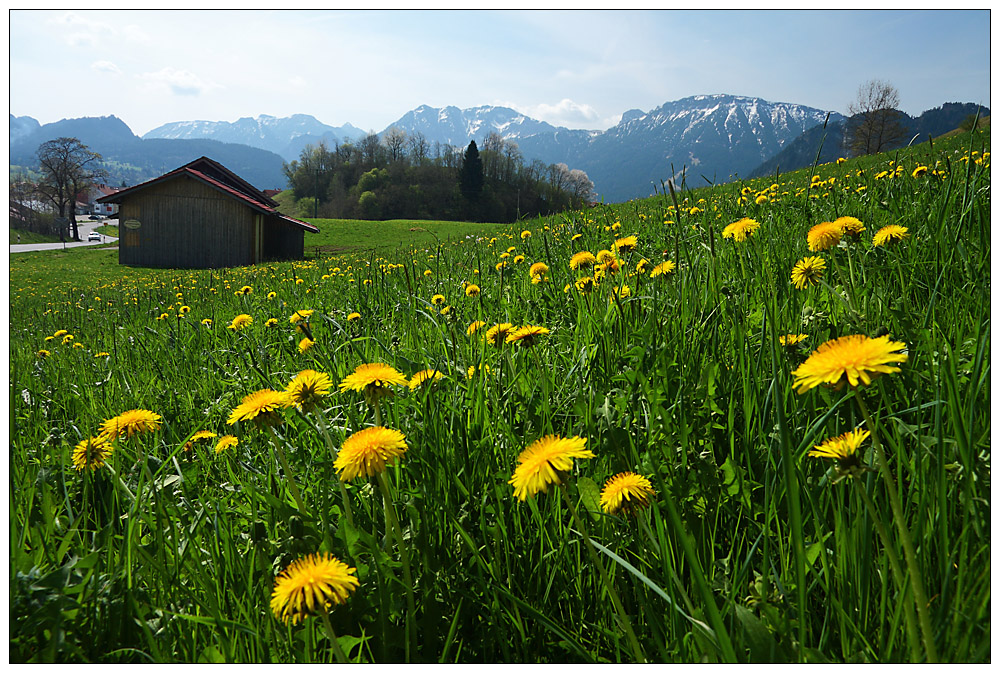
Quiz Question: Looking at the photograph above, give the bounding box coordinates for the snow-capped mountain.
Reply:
[143,114,365,161]
[384,104,593,147]
[580,94,844,199]
[385,96,842,200]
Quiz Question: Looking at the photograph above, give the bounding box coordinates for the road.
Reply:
[9,218,119,253]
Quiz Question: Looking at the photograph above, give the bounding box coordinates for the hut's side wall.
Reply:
[262,217,306,261]
[117,176,254,268]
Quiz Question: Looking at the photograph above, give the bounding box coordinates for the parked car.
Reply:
[88,231,102,242]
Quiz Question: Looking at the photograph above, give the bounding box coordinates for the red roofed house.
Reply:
[97,157,318,268]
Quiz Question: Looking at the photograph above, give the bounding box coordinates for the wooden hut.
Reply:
[97,156,318,268]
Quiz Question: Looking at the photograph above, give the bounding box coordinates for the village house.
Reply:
[98,157,318,268]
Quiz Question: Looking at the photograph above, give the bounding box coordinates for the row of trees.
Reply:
[283,129,595,222]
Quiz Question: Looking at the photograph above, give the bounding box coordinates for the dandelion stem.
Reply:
[316,410,355,529]
[854,391,938,663]
[852,475,922,661]
[266,426,309,517]
[376,469,416,662]
[560,485,645,662]
[319,610,349,664]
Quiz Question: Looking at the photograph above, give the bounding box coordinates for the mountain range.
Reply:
[10,95,985,202]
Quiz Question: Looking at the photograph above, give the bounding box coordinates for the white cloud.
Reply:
[497,98,615,130]
[91,60,122,75]
[48,11,148,47]
[139,67,219,97]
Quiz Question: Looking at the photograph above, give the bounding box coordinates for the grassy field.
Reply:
[9,229,61,244]
[301,218,509,256]
[8,128,990,663]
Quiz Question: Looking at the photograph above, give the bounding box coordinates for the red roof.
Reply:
[98,157,318,233]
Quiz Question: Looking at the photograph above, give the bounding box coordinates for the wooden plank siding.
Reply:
[118,175,256,268]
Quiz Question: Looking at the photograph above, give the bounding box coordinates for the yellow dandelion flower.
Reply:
[809,427,869,463]
[778,334,809,347]
[513,255,525,265]
[467,320,486,336]
[575,276,596,294]
[201,318,213,327]
[179,305,191,315]
[265,318,278,328]
[807,221,842,252]
[423,269,433,277]
[495,261,507,271]
[298,337,315,354]
[570,251,597,270]
[99,409,162,440]
[267,291,277,300]
[509,435,594,501]
[239,285,253,295]
[520,230,532,239]
[72,435,113,472]
[872,225,909,247]
[834,216,865,238]
[792,334,907,394]
[431,294,446,306]
[53,330,68,337]
[286,369,333,411]
[334,426,408,481]
[408,369,444,391]
[36,349,51,359]
[347,312,361,322]
[214,434,239,454]
[791,256,827,290]
[600,472,656,516]
[484,323,515,347]
[613,235,638,254]
[636,259,651,274]
[228,314,253,331]
[465,284,480,298]
[722,217,760,242]
[184,430,217,452]
[911,165,928,178]
[650,260,676,278]
[529,262,549,279]
[289,309,314,324]
[505,325,550,347]
[227,389,292,427]
[270,553,359,625]
[338,363,408,396]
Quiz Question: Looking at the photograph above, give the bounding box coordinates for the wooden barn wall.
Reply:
[117,176,254,268]
[262,217,305,261]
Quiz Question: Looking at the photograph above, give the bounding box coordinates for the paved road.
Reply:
[10,218,119,253]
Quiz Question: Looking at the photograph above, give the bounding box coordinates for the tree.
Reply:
[459,140,484,201]
[382,127,408,164]
[847,79,908,156]
[36,137,104,241]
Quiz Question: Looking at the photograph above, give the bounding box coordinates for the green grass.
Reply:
[8,128,990,663]
[10,228,61,244]
[302,218,510,256]
[95,225,119,238]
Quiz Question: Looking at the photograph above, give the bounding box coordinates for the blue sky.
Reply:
[9,9,992,136]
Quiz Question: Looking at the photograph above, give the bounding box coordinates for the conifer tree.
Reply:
[459,140,484,200]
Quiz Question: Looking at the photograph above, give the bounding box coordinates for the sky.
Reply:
[8,9,993,137]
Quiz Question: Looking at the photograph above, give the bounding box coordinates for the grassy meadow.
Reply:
[8,129,991,663]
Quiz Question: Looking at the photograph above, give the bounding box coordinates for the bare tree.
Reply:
[847,79,908,156]
[359,132,384,167]
[382,127,408,164]
[407,131,429,165]
[36,137,104,241]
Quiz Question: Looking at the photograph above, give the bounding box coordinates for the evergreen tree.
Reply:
[459,140,484,200]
